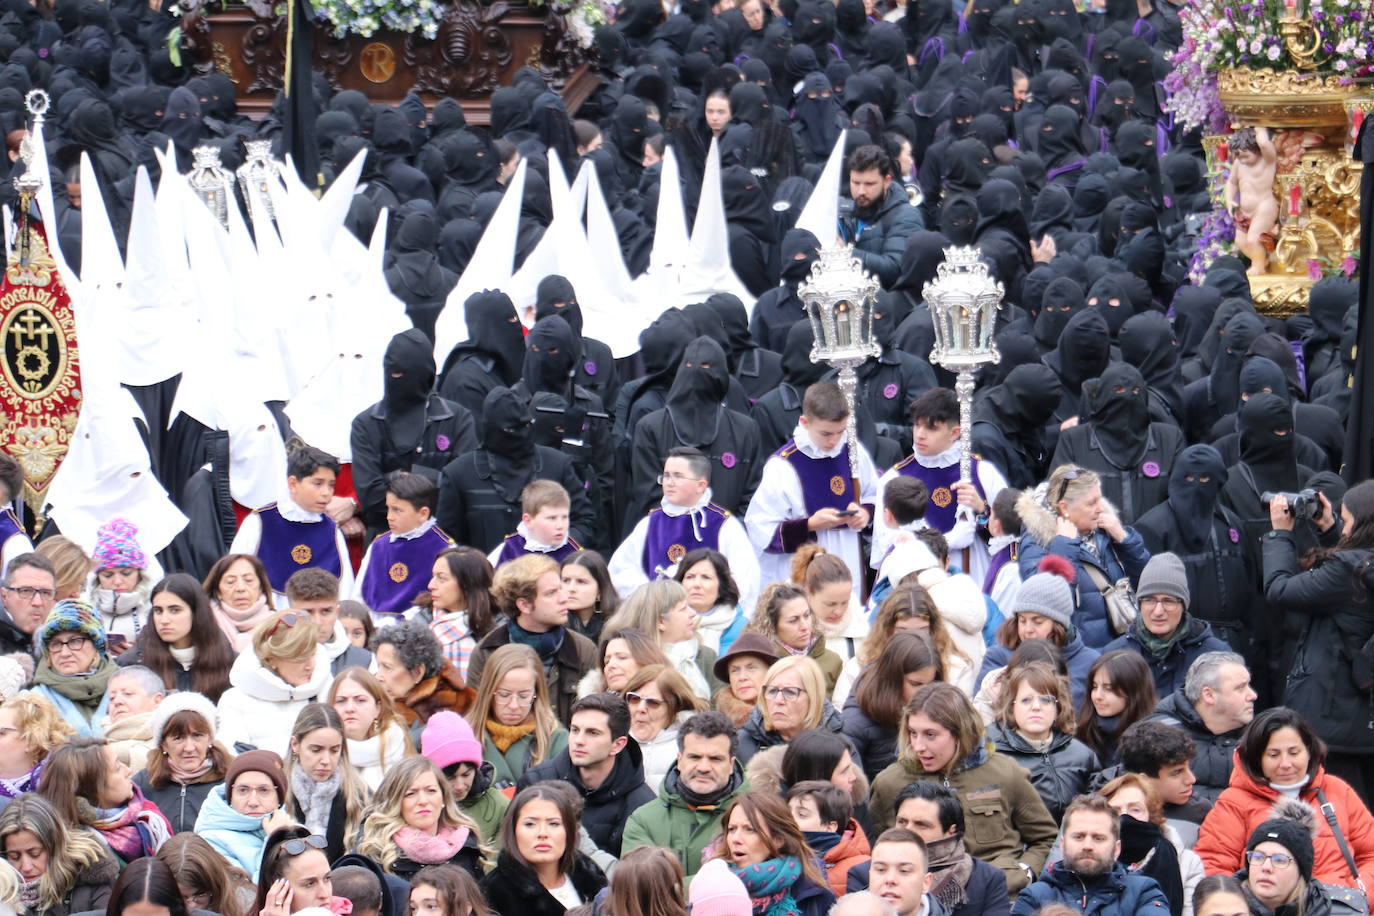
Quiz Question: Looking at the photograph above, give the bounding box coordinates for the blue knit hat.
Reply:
[39,600,107,656]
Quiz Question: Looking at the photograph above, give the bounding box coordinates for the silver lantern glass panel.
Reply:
[799,244,882,486]
[922,245,1005,488]
[189,144,233,229]
[237,140,282,224]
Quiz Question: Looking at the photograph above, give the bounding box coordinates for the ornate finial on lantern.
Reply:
[923,245,1005,490]
[189,144,234,229]
[238,140,283,224]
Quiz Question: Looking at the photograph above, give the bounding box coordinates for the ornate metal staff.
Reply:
[922,246,1004,495]
[799,244,882,505]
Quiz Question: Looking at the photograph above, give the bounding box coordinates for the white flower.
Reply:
[1249,38,1263,53]
[1267,44,1281,59]
[1335,59,1348,69]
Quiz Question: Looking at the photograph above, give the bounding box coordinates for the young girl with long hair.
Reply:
[121,574,235,703]
[792,545,867,664]
[38,736,173,863]
[355,756,485,880]
[326,667,414,790]
[466,644,568,788]
[842,630,944,780]
[156,833,256,916]
[743,584,843,696]
[1075,649,1157,765]
[607,847,687,916]
[282,704,371,862]
[410,864,492,916]
[424,548,497,683]
[104,857,190,916]
[479,783,606,916]
[561,551,620,647]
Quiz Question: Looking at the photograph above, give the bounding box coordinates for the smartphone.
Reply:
[836,509,858,517]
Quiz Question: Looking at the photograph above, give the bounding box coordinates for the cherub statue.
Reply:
[1225,126,1278,276]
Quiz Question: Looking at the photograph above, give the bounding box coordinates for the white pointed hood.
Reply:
[432,159,528,365]
[796,130,848,245]
[679,137,752,304]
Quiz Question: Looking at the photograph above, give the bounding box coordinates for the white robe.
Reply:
[743,426,879,597]
[609,488,761,612]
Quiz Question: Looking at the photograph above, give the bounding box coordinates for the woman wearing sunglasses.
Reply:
[255,827,341,916]
[1016,464,1151,649]
[620,665,705,794]
[735,655,852,766]
[217,610,333,758]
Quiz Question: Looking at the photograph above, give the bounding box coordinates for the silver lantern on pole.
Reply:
[922,245,1004,488]
[799,244,882,499]
[188,144,234,229]
[237,140,282,224]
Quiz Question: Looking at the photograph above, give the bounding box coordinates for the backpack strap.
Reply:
[1316,787,1363,887]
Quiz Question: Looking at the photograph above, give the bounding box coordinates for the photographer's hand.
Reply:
[1315,492,1336,533]
[1268,494,1295,532]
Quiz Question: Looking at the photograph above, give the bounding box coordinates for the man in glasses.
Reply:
[1102,552,1228,698]
[518,693,653,860]
[0,553,57,655]
[1010,795,1168,916]
[609,447,759,608]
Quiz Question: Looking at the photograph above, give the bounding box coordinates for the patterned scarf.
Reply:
[290,764,342,836]
[0,761,42,800]
[731,856,803,916]
[925,834,973,911]
[79,784,161,861]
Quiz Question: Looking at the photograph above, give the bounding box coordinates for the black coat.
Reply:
[518,740,656,857]
[1101,617,1232,700]
[735,348,786,405]
[1135,499,1258,652]
[840,685,899,782]
[350,394,478,531]
[988,724,1101,823]
[480,852,606,916]
[1050,422,1184,525]
[1262,535,1374,754]
[291,791,350,863]
[132,770,221,834]
[436,445,596,553]
[1146,689,1242,806]
[848,353,938,455]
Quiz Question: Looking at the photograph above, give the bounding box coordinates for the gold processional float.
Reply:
[1169,0,1371,316]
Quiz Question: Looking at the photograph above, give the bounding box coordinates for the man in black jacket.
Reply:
[839,145,924,289]
[1148,651,1257,806]
[0,554,54,656]
[518,693,655,859]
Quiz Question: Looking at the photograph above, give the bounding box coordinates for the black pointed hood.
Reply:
[1238,392,1298,493]
[666,336,731,447]
[461,290,526,386]
[1082,363,1149,466]
[522,315,578,396]
[1166,444,1228,549]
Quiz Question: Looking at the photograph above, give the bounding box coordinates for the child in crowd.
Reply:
[786,780,871,897]
[875,476,930,562]
[87,517,154,652]
[230,446,354,603]
[338,600,375,649]
[354,472,455,621]
[488,480,581,568]
[984,488,1024,617]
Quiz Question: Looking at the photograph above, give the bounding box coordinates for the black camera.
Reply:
[1261,488,1321,521]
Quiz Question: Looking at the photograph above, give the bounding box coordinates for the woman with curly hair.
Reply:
[355,756,485,880]
[465,644,567,788]
[0,694,72,810]
[373,621,474,747]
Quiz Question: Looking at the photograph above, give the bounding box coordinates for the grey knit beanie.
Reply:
[1012,555,1076,630]
[1136,552,1190,610]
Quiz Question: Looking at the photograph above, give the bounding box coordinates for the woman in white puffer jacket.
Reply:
[216,609,332,758]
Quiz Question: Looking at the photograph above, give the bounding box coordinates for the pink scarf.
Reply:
[392,825,471,864]
[214,597,273,649]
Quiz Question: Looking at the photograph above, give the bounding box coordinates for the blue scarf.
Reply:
[731,856,803,916]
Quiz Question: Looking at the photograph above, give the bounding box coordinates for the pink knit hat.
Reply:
[421,710,483,769]
[91,518,147,570]
[689,860,752,916]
